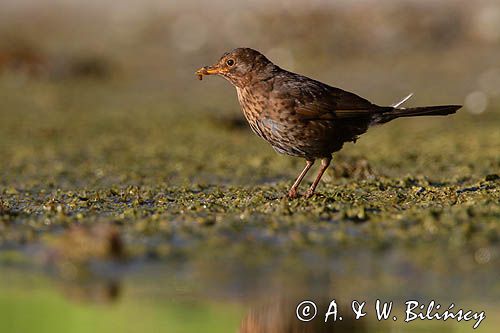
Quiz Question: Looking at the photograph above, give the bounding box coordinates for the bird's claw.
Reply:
[287,188,316,199]
[287,189,299,199]
[304,189,315,199]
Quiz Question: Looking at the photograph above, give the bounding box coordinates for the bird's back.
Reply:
[235,68,391,158]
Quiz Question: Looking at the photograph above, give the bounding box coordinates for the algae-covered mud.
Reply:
[1,1,500,332]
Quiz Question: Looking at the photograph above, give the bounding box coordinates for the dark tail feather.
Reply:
[374,105,462,124]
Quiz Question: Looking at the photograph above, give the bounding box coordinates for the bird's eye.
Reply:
[226,59,235,66]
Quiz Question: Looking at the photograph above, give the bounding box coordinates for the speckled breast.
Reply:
[235,87,336,159]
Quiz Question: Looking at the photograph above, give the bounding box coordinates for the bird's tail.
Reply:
[374,105,462,124]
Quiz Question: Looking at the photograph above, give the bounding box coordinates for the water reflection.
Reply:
[1,246,498,333]
[239,298,368,333]
[58,279,121,304]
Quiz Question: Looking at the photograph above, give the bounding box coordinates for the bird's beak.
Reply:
[195,65,219,80]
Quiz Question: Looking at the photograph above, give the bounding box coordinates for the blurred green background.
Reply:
[0,0,499,332]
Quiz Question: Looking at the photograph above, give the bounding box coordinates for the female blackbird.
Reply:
[196,48,461,199]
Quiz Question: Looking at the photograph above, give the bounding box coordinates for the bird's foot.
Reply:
[287,188,299,199]
[304,188,316,199]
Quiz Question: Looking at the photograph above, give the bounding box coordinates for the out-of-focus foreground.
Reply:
[0,1,499,332]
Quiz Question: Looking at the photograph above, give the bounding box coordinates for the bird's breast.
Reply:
[236,87,269,137]
[236,87,267,118]
[235,86,307,156]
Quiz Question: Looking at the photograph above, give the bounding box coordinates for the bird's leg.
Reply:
[304,157,332,198]
[287,160,315,199]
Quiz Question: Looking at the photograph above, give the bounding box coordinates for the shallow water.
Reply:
[1,238,498,332]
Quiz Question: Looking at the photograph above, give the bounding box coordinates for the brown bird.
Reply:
[196,48,461,199]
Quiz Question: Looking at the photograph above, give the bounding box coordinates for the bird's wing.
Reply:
[278,74,391,120]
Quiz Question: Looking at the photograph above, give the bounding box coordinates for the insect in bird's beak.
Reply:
[195,66,219,80]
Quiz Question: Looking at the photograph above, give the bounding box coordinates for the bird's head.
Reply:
[196,48,274,87]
